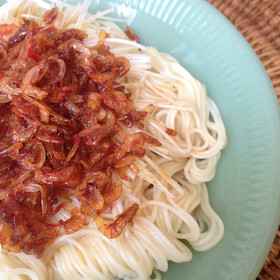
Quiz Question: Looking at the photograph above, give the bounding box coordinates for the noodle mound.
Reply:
[0,1,227,279]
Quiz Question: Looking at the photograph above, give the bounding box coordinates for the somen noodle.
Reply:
[0,0,227,279]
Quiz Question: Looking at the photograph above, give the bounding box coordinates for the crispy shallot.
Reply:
[0,8,159,257]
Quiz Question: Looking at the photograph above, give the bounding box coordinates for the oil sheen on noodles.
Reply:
[0,0,227,279]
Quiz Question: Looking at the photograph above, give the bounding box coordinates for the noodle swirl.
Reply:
[0,0,227,279]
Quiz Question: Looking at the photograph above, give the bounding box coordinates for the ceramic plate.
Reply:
[78,1,280,279]
[5,0,280,279]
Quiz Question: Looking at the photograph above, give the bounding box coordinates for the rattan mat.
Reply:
[206,0,280,279]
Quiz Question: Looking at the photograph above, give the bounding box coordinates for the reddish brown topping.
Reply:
[125,26,139,42]
[0,9,159,256]
[42,7,59,25]
[95,203,139,238]
[166,128,177,136]
[0,23,17,36]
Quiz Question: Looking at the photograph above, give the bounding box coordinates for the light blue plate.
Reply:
[79,1,280,279]
[3,0,280,279]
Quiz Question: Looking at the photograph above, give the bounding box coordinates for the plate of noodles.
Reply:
[0,0,280,279]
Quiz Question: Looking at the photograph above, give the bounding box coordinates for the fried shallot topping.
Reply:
[0,9,159,256]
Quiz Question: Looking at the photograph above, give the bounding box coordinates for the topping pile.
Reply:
[0,8,159,256]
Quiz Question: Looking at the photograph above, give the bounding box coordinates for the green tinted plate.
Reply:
[81,1,280,279]
[4,0,280,279]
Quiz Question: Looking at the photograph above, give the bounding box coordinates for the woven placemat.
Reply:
[206,0,280,279]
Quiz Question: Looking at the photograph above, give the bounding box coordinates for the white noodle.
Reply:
[0,0,227,279]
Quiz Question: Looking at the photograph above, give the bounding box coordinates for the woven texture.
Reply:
[207,0,280,279]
